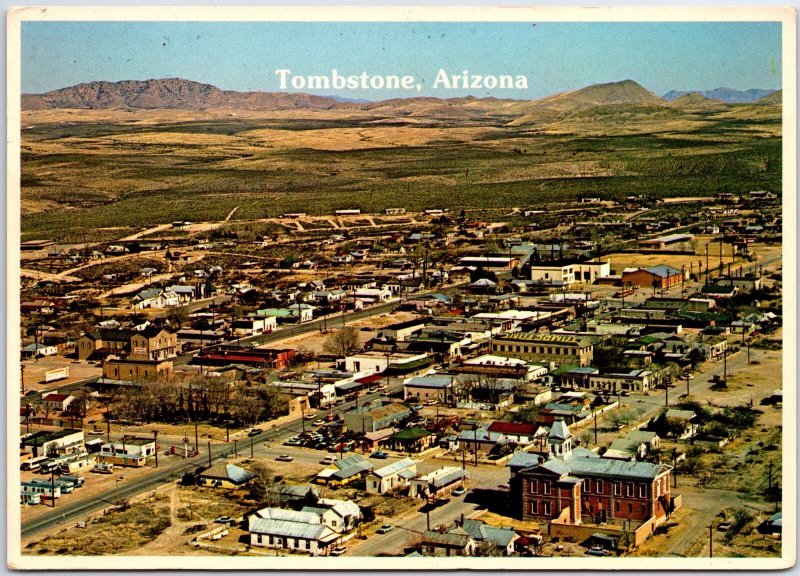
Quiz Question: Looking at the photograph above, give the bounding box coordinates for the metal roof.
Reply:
[371,458,418,479]
[254,508,321,524]
[249,517,333,541]
[199,463,255,485]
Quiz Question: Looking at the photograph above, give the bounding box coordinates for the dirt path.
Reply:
[224,207,239,221]
[123,487,190,556]
[119,223,174,242]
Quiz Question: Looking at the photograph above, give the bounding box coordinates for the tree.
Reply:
[322,327,362,358]
[167,306,190,329]
[247,462,281,506]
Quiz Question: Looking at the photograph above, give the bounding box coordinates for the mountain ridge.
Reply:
[663,87,778,103]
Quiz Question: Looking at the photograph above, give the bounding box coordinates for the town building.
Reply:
[509,422,674,527]
[365,458,419,494]
[410,466,470,500]
[621,266,684,290]
[491,333,594,367]
[197,462,255,489]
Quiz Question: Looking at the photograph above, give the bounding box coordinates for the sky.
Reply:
[21,21,783,99]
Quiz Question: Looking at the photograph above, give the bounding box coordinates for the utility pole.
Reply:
[250,437,254,458]
[194,420,199,453]
[234,439,238,458]
[705,244,709,285]
[665,377,669,407]
[51,470,56,508]
[709,523,713,557]
[593,412,597,445]
[723,347,728,383]
[153,430,159,468]
[208,440,212,467]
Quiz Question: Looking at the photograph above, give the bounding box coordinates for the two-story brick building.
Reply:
[509,422,673,527]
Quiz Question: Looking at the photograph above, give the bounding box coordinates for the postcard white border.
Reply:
[6,5,796,571]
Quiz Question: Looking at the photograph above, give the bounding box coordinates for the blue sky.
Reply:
[21,21,783,99]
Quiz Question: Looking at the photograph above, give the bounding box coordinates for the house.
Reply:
[421,529,476,557]
[410,466,470,500]
[457,428,509,456]
[604,431,661,461]
[664,409,699,439]
[510,422,674,526]
[197,462,255,489]
[301,498,361,534]
[267,484,321,509]
[41,393,76,413]
[248,508,338,555]
[461,518,519,556]
[403,374,455,404]
[487,421,538,445]
[21,343,58,359]
[315,454,374,486]
[366,458,419,494]
[99,437,156,467]
[131,288,179,310]
[389,427,436,453]
[231,316,277,337]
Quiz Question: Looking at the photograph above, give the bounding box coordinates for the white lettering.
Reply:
[275,69,291,89]
[433,69,451,89]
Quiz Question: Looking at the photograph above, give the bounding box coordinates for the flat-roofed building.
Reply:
[491,333,594,367]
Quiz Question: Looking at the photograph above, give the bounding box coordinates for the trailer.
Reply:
[44,367,69,383]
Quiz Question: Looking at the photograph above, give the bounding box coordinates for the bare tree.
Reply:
[322,327,362,358]
[246,462,281,506]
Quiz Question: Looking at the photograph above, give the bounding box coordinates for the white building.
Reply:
[248,508,338,555]
[232,316,277,337]
[366,458,419,494]
[343,351,429,375]
[531,260,610,286]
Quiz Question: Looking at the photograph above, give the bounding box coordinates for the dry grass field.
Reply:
[20,92,782,243]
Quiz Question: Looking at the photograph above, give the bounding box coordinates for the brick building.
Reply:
[509,421,673,526]
[621,266,683,290]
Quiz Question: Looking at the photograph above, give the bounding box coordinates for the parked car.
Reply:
[276,455,294,462]
[717,522,732,532]
[586,545,611,556]
[247,428,263,437]
[452,487,467,496]
[410,404,423,411]
[313,419,325,426]
[377,524,394,534]
[371,451,389,459]
[214,516,235,525]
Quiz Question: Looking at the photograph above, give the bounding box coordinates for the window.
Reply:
[530,500,538,514]
[596,480,604,494]
[305,540,310,550]
[530,479,538,493]
[543,502,551,515]
[639,484,646,498]
[582,479,590,492]
[613,482,621,496]
[543,481,551,495]
[626,483,634,497]
[269,535,274,545]
[615,501,620,512]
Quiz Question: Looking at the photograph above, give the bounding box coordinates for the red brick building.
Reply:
[621,265,683,290]
[509,421,673,526]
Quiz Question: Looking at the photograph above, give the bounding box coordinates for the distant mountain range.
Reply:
[662,87,778,103]
[21,78,782,116]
